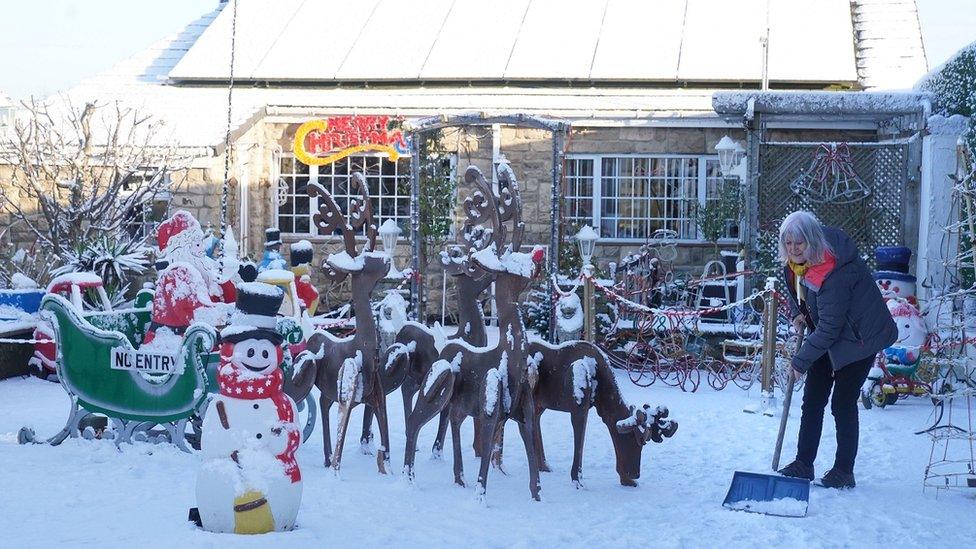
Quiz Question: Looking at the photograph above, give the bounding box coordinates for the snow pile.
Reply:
[10,273,38,290]
[484,367,502,416]
[470,245,544,277]
[724,497,808,518]
[384,341,415,371]
[140,326,183,353]
[46,272,103,292]
[378,291,409,335]
[571,356,598,405]
[338,351,364,403]
[192,302,234,327]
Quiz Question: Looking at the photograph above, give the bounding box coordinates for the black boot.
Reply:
[819,468,856,489]
[777,460,814,480]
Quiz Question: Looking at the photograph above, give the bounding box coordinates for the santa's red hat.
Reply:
[157,210,202,252]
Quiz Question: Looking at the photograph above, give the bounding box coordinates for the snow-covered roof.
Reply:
[50,0,930,150]
[712,91,932,118]
[851,0,928,90]
[169,0,861,85]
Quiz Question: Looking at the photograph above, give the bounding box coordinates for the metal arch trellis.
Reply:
[405,113,571,341]
[758,141,909,273]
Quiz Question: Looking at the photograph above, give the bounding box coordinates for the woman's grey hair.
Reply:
[778,211,833,265]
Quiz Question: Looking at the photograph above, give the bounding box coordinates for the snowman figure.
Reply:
[882,297,927,366]
[194,282,302,534]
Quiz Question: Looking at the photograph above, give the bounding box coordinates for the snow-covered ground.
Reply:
[1,372,973,548]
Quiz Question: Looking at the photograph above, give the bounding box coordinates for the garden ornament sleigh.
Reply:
[18,293,216,451]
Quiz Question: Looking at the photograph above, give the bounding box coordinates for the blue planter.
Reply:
[875,246,912,266]
[0,290,46,317]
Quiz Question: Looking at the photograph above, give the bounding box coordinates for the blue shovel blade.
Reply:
[723,471,810,517]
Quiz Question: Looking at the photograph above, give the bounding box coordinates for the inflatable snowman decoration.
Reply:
[195,283,302,534]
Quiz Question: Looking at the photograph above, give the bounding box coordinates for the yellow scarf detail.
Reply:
[788,261,808,302]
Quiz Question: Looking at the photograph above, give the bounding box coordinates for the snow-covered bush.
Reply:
[0,99,189,296]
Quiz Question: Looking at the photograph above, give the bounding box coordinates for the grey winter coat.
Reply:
[784,226,898,373]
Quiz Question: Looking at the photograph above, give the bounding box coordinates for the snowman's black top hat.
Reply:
[221,282,283,345]
[265,228,282,249]
[290,242,313,267]
[238,260,258,283]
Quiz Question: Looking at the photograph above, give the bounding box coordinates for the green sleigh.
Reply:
[19,292,315,452]
[19,293,217,452]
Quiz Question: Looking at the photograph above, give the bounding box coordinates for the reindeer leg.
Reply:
[570,406,588,489]
[432,409,450,459]
[535,408,551,473]
[518,393,542,501]
[477,411,501,503]
[373,392,392,475]
[333,363,361,473]
[403,369,454,480]
[472,417,482,457]
[491,422,506,474]
[451,411,466,487]
[360,405,375,455]
[320,393,334,468]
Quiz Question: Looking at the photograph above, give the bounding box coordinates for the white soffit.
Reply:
[589,0,685,80]
[504,0,606,79]
[420,0,531,79]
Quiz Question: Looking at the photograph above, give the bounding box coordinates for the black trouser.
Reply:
[795,353,874,474]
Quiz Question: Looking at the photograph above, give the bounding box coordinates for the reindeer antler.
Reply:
[346,172,377,253]
[309,172,376,256]
[494,161,523,253]
[308,172,377,281]
[460,166,503,254]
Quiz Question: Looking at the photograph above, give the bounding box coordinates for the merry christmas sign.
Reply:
[293,116,410,166]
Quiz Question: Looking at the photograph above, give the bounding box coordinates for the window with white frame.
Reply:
[120,170,171,240]
[276,154,416,237]
[565,154,735,241]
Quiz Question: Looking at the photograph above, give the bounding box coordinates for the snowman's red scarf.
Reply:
[217,361,302,483]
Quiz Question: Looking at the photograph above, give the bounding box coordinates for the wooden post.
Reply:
[761,277,776,396]
[583,264,595,342]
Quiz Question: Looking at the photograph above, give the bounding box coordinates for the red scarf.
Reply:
[217,357,302,483]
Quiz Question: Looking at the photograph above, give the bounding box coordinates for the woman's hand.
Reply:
[792,313,806,334]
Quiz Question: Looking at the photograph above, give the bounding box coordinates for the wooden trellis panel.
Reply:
[758,142,909,271]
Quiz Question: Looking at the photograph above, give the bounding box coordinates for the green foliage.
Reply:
[919,41,976,152]
[418,133,457,266]
[694,180,742,253]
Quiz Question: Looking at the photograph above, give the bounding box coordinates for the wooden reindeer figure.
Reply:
[525,340,678,487]
[403,164,546,502]
[285,172,407,474]
[358,183,497,452]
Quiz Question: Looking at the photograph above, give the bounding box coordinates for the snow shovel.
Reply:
[723,329,810,518]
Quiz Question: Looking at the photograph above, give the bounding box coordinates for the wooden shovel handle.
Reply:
[771,328,804,471]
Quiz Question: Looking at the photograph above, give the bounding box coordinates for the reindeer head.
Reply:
[458,165,543,296]
[612,404,678,486]
[308,172,390,287]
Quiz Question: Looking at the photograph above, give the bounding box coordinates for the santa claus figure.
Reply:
[157,210,236,303]
[289,240,319,316]
[194,283,302,534]
[144,263,216,345]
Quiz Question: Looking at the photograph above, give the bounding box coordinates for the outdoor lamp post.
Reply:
[379,219,402,276]
[715,135,746,179]
[576,225,599,342]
